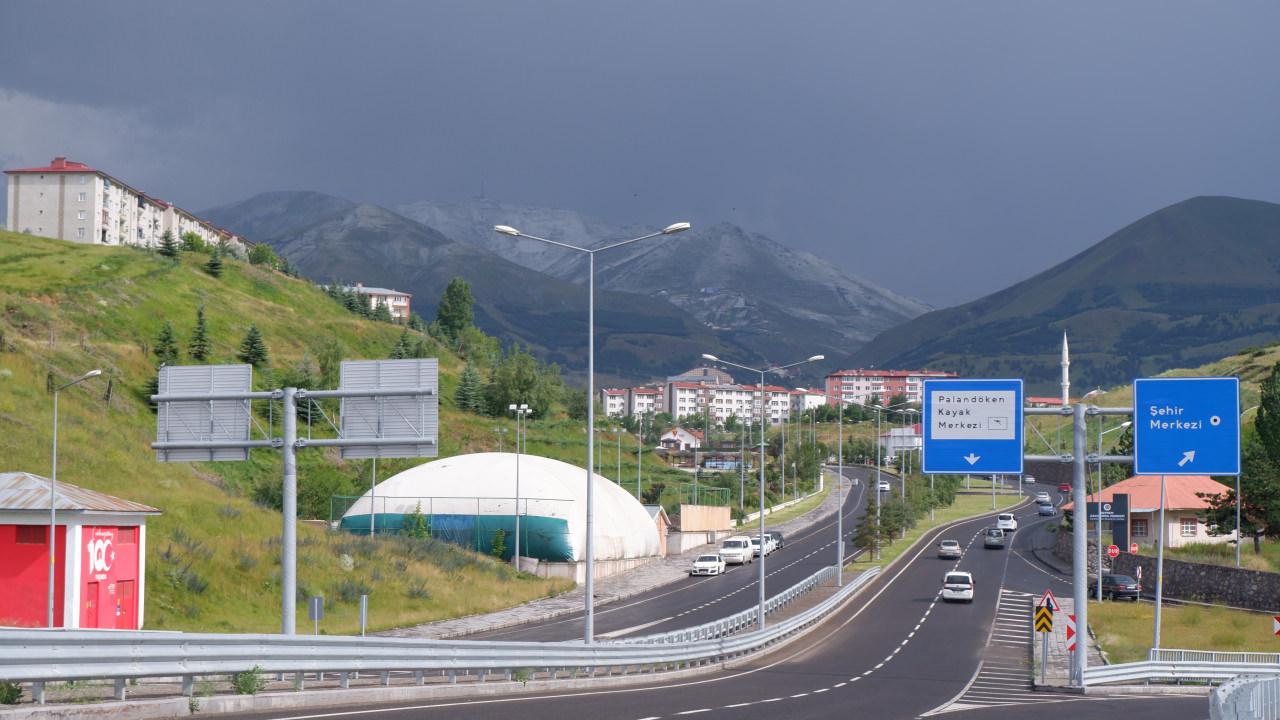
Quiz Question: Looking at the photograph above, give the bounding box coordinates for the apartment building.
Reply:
[631,386,664,416]
[600,389,629,418]
[790,388,828,414]
[5,157,247,253]
[824,369,957,407]
[328,282,413,321]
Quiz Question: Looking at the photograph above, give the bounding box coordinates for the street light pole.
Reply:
[1096,419,1131,600]
[509,403,529,569]
[703,352,823,630]
[49,368,102,627]
[836,390,845,585]
[497,221,689,644]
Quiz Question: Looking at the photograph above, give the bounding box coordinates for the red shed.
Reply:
[0,472,160,629]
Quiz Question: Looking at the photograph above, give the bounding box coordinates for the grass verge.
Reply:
[756,481,835,528]
[1089,600,1279,664]
[850,492,1024,570]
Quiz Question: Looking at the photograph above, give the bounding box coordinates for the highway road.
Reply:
[226,481,1205,720]
[470,465,881,642]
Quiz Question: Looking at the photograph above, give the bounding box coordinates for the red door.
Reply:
[82,582,99,629]
[113,580,134,629]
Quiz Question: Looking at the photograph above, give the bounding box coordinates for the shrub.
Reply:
[232,665,267,695]
[0,681,21,704]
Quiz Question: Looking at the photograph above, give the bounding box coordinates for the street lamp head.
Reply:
[1121,421,1132,428]
[494,225,520,237]
[662,222,692,235]
[701,353,719,362]
[807,355,825,363]
[82,369,103,380]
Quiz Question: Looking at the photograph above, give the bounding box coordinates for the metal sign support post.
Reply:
[282,388,298,634]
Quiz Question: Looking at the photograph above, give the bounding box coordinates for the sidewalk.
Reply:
[383,474,851,639]
[1032,596,1108,689]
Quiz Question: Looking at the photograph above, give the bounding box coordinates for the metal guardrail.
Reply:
[0,566,879,704]
[1084,660,1280,686]
[1211,675,1280,720]
[1152,648,1280,665]
[615,566,840,644]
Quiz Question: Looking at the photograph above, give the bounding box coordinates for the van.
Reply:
[720,536,754,565]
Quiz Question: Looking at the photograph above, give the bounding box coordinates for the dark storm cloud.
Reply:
[3,1,1279,305]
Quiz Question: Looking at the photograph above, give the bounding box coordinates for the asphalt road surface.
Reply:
[469,465,881,642]
[226,481,1206,720]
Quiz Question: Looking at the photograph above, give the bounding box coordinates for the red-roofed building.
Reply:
[1064,475,1231,548]
[825,368,957,407]
[5,156,248,253]
[599,388,629,418]
[660,426,703,452]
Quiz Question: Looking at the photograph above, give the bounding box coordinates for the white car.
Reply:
[689,554,726,576]
[996,513,1018,532]
[1034,492,1051,504]
[720,536,754,565]
[938,539,962,560]
[756,535,777,556]
[941,571,975,603]
[878,480,891,492]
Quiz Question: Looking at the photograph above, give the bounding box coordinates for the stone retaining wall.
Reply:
[1052,522,1280,612]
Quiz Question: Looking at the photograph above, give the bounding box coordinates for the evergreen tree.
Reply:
[154,321,180,367]
[373,300,394,323]
[158,231,180,259]
[411,338,430,359]
[390,329,412,359]
[454,365,484,413]
[1257,362,1280,467]
[407,312,426,332]
[189,306,211,362]
[236,325,269,367]
[204,247,223,278]
[436,277,474,340]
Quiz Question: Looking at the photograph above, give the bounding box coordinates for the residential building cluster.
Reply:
[823,368,957,407]
[4,156,248,254]
[599,365,838,427]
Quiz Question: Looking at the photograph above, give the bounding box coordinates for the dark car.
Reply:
[1092,574,1141,601]
[766,530,785,550]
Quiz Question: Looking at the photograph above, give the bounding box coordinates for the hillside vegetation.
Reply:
[853,196,1280,394]
[0,231,575,633]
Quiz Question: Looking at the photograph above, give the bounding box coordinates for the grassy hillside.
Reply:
[852,196,1280,394]
[0,231,575,633]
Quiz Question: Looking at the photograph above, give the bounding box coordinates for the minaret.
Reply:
[1061,331,1070,406]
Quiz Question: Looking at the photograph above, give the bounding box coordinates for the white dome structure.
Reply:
[340,452,660,563]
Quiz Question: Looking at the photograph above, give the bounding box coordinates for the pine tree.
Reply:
[373,300,394,323]
[204,247,224,278]
[390,329,412,359]
[154,321,180,367]
[455,365,484,413]
[236,325,269,367]
[188,306,211,361]
[436,277,474,340]
[158,231,180,259]
[1257,362,1280,467]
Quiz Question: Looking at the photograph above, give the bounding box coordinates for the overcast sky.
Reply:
[3,2,1279,306]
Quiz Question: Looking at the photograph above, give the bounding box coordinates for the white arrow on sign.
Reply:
[1178,450,1196,467]
[964,453,981,465]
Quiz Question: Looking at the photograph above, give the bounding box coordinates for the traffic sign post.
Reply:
[1039,589,1060,613]
[1133,377,1241,476]
[923,379,1024,475]
[1108,545,1119,559]
[1035,604,1054,685]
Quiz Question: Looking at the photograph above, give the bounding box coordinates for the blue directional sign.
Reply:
[922,379,1024,475]
[1134,377,1240,476]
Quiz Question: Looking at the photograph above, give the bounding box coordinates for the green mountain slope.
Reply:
[0,230,571,633]
[851,196,1280,391]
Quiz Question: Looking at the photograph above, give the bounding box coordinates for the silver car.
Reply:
[938,539,962,560]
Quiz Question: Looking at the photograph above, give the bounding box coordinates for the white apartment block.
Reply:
[668,381,791,426]
[824,369,956,408]
[5,157,247,254]
[600,389,628,418]
[631,387,663,416]
[790,388,828,414]
[329,282,413,321]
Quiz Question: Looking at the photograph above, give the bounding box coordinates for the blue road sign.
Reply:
[1133,377,1240,476]
[923,379,1024,475]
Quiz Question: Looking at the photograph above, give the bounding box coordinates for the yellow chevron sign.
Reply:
[1034,606,1054,633]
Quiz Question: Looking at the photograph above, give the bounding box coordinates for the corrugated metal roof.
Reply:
[0,472,160,514]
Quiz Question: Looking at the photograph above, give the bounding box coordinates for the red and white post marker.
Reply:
[1067,613,1077,652]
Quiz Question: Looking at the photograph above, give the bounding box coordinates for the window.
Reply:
[118,527,137,544]
[1180,517,1198,538]
[16,526,46,544]
[80,175,88,184]
[77,192,87,202]
[1132,518,1149,537]
[77,227,86,238]
[77,210,86,220]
